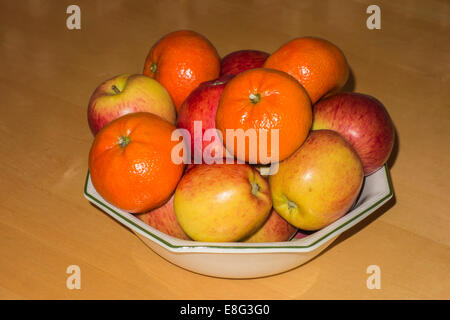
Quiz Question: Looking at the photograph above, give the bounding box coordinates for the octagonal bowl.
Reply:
[83,165,393,279]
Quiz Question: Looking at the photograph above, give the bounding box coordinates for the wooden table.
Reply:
[1,0,449,300]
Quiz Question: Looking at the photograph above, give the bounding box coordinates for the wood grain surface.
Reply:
[0,0,449,299]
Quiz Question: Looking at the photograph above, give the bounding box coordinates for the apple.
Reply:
[269,130,364,231]
[185,163,197,172]
[243,208,297,243]
[176,75,234,163]
[174,163,272,242]
[292,230,311,240]
[88,74,176,135]
[312,92,395,175]
[220,50,269,76]
[136,195,190,240]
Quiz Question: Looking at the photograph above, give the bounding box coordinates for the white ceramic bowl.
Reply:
[83,166,393,279]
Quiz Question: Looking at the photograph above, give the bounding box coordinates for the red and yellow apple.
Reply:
[176,75,234,163]
[292,230,311,240]
[313,92,395,175]
[269,130,364,231]
[220,50,269,76]
[174,163,272,242]
[243,208,297,243]
[87,74,176,135]
[137,195,190,240]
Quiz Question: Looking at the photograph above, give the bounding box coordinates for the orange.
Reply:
[143,30,220,112]
[264,37,349,104]
[215,68,312,163]
[88,112,184,213]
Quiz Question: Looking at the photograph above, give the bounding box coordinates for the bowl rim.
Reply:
[83,165,393,253]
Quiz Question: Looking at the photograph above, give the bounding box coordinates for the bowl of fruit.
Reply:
[84,31,395,279]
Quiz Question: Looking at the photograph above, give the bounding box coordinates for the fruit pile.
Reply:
[87,30,395,243]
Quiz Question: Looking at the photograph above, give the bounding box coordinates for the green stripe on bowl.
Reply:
[84,165,393,250]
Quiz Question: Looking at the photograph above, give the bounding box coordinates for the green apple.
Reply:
[174,163,272,242]
[269,130,364,230]
[87,74,176,135]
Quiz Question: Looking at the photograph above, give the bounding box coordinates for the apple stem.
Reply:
[287,199,297,210]
[249,93,261,104]
[111,85,121,94]
[212,80,226,86]
[251,182,261,195]
[118,135,130,148]
[150,63,157,73]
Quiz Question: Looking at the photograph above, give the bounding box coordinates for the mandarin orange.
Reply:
[215,68,312,164]
[264,37,349,104]
[88,112,185,213]
[143,30,220,112]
